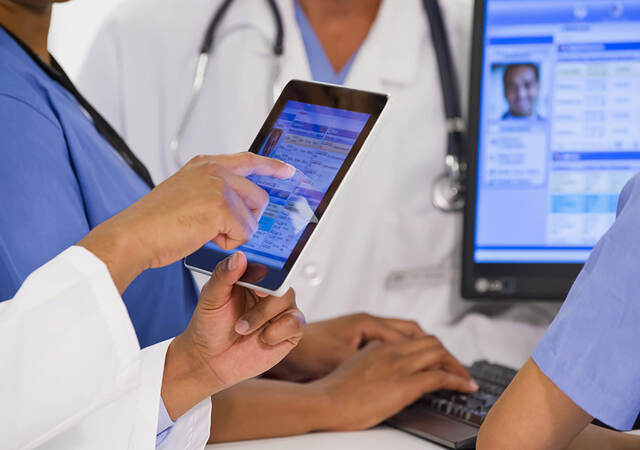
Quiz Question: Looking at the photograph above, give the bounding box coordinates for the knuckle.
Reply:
[433,348,448,362]
[260,330,278,346]
[281,313,302,331]
[431,371,447,386]
[423,335,441,346]
[239,152,254,165]
[257,187,269,205]
[205,161,223,176]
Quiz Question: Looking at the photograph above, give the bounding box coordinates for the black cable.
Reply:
[266,0,285,56]
[201,0,284,56]
[422,0,463,121]
[200,0,235,54]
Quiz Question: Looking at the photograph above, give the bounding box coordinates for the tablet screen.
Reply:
[185,80,387,292]
[220,100,371,268]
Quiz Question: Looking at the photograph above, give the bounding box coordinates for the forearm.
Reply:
[568,425,640,450]
[209,378,331,442]
[77,220,147,294]
[477,359,592,449]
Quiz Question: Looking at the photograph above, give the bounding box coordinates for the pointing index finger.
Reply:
[225,153,296,179]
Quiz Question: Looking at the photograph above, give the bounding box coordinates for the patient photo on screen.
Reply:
[490,63,546,121]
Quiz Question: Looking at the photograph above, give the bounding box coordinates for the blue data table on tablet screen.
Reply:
[474,0,640,264]
[204,100,370,269]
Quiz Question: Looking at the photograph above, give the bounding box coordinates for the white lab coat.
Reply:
[77,0,559,368]
[0,246,211,449]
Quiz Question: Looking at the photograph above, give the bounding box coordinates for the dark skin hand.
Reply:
[267,313,427,382]
[210,337,479,442]
[314,338,479,431]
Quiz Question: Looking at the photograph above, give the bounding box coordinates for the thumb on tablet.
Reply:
[199,252,247,311]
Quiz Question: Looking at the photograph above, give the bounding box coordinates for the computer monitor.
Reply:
[462,0,640,300]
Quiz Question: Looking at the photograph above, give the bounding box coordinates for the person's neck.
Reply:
[297,0,382,73]
[0,1,52,64]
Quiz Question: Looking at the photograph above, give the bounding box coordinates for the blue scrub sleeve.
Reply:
[532,175,640,430]
[0,94,91,301]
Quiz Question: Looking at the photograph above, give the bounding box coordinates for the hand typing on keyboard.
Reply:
[418,361,517,425]
[311,337,480,431]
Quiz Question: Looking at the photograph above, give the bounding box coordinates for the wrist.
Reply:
[77,220,148,293]
[161,334,223,421]
[303,380,338,432]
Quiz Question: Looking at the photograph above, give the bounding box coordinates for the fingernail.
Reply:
[285,164,296,177]
[227,253,239,271]
[235,319,250,334]
[468,380,479,391]
[290,310,306,326]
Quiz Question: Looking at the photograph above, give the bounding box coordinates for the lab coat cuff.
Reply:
[61,246,140,363]
[158,397,212,449]
[142,340,212,449]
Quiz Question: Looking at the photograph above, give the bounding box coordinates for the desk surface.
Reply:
[207,426,640,449]
[207,426,442,450]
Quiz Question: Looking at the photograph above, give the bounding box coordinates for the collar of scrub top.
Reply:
[293,1,358,85]
[0,24,156,190]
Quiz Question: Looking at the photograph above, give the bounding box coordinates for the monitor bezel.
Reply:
[461,0,582,300]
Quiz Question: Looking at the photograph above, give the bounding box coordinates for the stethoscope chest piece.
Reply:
[432,171,464,212]
[432,154,465,212]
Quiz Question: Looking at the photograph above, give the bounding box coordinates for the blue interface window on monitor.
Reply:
[205,100,370,269]
[474,0,640,263]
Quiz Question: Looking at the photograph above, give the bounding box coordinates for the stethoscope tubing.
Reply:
[170,0,466,213]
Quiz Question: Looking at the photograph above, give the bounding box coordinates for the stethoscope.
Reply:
[170,0,467,213]
[169,0,284,170]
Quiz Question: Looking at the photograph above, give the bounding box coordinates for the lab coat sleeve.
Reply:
[0,246,141,448]
[137,341,212,450]
[76,17,126,136]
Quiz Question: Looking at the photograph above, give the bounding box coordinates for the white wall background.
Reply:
[49,0,124,80]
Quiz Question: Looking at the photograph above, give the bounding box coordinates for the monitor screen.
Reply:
[203,100,371,269]
[474,0,640,264]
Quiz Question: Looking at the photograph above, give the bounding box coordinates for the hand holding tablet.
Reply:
[186,80,389,295]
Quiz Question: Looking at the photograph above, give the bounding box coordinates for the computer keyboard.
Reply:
[419,361,517,425]
[387,361,517,449]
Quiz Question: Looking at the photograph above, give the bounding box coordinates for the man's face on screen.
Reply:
[504,66,540,118]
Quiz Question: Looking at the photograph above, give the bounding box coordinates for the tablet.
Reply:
[185,80,389,295]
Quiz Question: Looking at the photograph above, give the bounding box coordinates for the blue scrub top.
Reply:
[533,173,640,430]
[294,1,358,85]
[0,28,198,348]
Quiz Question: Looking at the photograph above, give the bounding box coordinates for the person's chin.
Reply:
[513,108,533,118]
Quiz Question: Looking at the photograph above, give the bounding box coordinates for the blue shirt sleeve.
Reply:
[0,94,90,301]
[156,396,175,446]
[532,174,640,430]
